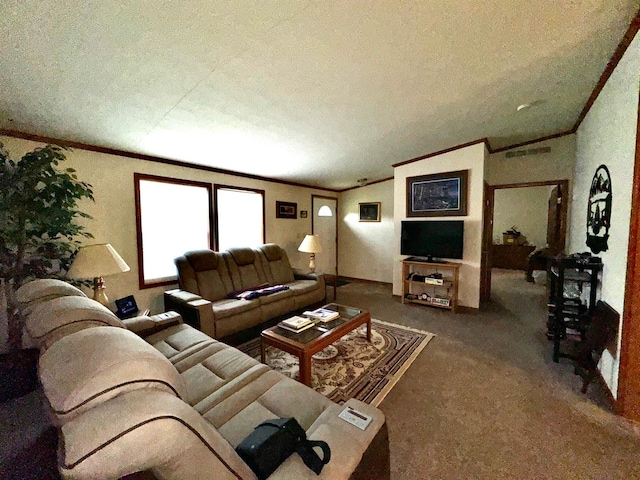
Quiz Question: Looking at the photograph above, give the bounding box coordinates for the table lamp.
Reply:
[67,243,130,307]
[298,235,323,273]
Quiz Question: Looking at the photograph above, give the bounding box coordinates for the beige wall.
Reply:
[393,142,487,308]
[493,185,554,248]
[486,135,576,186]
[0,135,333,316]
[567,32,640,397]
[338,180,395,283]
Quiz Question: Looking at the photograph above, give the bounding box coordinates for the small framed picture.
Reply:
[276,201,297,219]
[359,202,381,222]
[300,210,308,218]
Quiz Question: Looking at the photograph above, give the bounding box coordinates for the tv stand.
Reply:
[401,259,460,312]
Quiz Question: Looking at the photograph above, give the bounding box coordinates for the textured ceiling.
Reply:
[1,1,638,190]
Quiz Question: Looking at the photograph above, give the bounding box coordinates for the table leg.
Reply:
[366,318,372,342]
[260,338,266,364]
[299,352,312,386]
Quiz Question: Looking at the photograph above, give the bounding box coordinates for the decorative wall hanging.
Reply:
[300,210,308,218]
[406,170,468,217]
[586,164,611,253]
[359,202,381,222]
[276,201,297,219]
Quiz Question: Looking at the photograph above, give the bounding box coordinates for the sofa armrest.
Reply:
[293,269,325,282]
[123,311,183,337]
[164,289,216,338]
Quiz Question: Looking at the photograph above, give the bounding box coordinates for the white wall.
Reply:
[493,185,554,247]
[486,135,576,185]
[567,32,640,397]
[393,142,487,308]
[0,135,333,316]
[338,180,395,283]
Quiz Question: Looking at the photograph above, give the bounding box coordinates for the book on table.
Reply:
[278,315,314,333]
[303,308,340,322]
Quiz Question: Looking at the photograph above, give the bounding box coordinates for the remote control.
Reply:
[338,406,372,430]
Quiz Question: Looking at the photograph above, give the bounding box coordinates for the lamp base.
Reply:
[308,253,316,273]
[92,276,109,308]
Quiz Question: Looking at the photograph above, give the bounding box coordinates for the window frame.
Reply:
[213,184,266,251]
[134,173,213,289]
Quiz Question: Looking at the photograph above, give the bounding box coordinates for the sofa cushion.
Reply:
[25,296,125,349]
[257,244,296,285]
[40,327,187,423]
[287,279,322,295]
[225,249,269,291]
[212,297,260,320]
[15,278,87,305]
[144,323,215,363]
[176,250,235,301]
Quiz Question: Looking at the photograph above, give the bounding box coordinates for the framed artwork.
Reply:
[359,202,381,222]
[300,210,308,218]
[276,201,297,219]
[586,164,611,254]
[406,170,468,217]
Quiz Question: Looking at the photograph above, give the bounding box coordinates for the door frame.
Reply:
[311,194,339,300]
[617,91,640,422]
[481,179,569,302]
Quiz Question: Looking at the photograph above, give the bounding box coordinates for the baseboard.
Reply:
[596,366,618,412]
[339,276,392,287]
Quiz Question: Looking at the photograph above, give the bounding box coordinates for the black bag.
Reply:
[236,417,331,479]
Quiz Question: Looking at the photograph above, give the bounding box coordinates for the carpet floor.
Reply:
[238,320,434,406]
[330,270,640,479]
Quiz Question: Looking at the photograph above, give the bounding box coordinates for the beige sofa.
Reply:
[165,244,326,339]
[19,279,388,480]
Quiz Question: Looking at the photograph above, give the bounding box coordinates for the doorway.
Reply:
[312,195,338,299]
[481,180,568,301]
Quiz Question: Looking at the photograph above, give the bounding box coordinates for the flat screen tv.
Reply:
[401,220,464,261]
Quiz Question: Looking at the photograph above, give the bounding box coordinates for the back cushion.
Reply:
[179,250,234,301]
[25,296,125,350]
[258,244,295,285]
[15,279,87,316]
[226,248,268,290]
[40,327,187,423]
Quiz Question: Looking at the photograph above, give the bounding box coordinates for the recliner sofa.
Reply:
[18,279,389,480]
[165,244,325,338]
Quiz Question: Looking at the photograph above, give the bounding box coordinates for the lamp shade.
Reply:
[298,235,323,254]
[67,243,130,279]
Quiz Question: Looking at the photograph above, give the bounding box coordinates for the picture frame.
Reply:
[406,170,468,217]
[276,201,297,219]
[359,202,381,222]
[300,210,308,218]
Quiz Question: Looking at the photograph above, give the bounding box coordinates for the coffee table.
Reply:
[260,303,371,386]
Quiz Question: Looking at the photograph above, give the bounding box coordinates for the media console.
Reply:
[401,259,460,312]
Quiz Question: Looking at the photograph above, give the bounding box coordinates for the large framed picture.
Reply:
[359,202,381,222]
[276,201,297,219]
[406,170,468,217]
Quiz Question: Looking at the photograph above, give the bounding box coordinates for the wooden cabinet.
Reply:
[491,244,536,270]
[402,259,460,312]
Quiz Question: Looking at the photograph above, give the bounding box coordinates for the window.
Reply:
[135,173,212,288]
[215,185,265,251]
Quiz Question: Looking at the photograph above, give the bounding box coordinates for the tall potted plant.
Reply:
[0,141,94,397]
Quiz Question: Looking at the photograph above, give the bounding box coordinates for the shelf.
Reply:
[401,259,460,312]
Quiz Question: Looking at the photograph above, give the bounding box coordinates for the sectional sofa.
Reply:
[165,244,326,339]
[18,279,389,480]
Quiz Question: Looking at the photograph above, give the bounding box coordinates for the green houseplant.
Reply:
[0,142,94,352]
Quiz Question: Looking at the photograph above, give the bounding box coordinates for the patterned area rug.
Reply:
[238,320,434,406]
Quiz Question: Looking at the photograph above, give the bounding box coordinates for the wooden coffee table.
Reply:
[260,303,371,386]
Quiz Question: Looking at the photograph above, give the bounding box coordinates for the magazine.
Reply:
[303,308,339,322]
[280,315,313,329]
